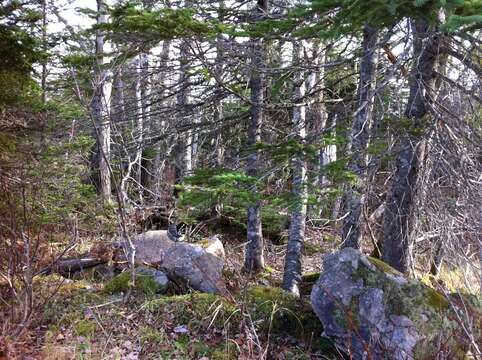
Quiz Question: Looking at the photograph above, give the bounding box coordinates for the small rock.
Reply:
[173,325,189,334]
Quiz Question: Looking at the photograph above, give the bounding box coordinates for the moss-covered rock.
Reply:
[103,268,169,295]
[311,248,480,359]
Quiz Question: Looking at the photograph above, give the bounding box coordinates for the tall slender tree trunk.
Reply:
[243,0,268,273]
[41,0,47,105]
[127,58,143,197]
[282,41,307,296]
[39,0,48,147]
[110,59,125,173]
[91,0,111,203]
[151,40,171,195]
[138,52,150,200]
[111,64,125,125]
[342,25,379,249]
[175,39,192,185]
[213,1,225,168]
[311,41,329,189]
[382,20,440,273]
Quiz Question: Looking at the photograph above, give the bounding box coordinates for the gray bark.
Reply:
[126,57,143,198]
[311,41,330,189]
[382,20,440,273]
[243,0,268,273]
[429,238,444,276]
[151,40,171,195]
[174,39,192,185]
[282,41,307,296]
[110,63,125,125]
[342,25,379,249]
[479,245,482,294]
[138,52,150,199]
[91,0,111,202]
[214,1,225,168]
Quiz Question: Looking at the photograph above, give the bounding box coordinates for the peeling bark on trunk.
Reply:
[91,0,111,203]
[243,0,268,273]
[342,25,379,249]
[282,41,307,296]
[382,20,440,273]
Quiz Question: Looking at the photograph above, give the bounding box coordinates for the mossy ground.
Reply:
[33,275,337,359]
[103,269,167,295]
[6,236,478,359]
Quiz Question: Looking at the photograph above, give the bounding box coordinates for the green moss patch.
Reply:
[304,242,323,256]
[143,292,238,329]
[302,272,320,283]
[367,256,403,276]
[74,320,97,338]
[143,286,324,342]
[103,270,166,295]
[245,286,323,339]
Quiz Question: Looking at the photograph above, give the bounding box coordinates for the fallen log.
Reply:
[38,257,107,277]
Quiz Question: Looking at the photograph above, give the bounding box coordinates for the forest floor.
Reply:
[3,223,480,359]
[3,226,346,360]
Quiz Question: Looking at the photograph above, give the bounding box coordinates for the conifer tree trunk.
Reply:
[138,51,150,199]
[41,0,47,105]
[126,57,143,194]
[91,0,111,202]
[311,41,328,188]
[175,39,192,185]
[282,41,307,295]
[243,0,268,273]
[110,59,125,172]
[151,40,171,195]
[382,20,440,273]
[342,25,379,249]
[213,1,225,168]
[110,63,125,125]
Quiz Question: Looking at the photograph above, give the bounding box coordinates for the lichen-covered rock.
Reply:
[114,231,226,294]
[201,235,225,258]
[123,230,175,265]
[310,248,471,359]
[161,243,225,294]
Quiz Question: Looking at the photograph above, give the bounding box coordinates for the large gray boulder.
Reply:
[311,248,469,359]
[116,231,225,294]
[128,230,175,265]
[161,242,225,294]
